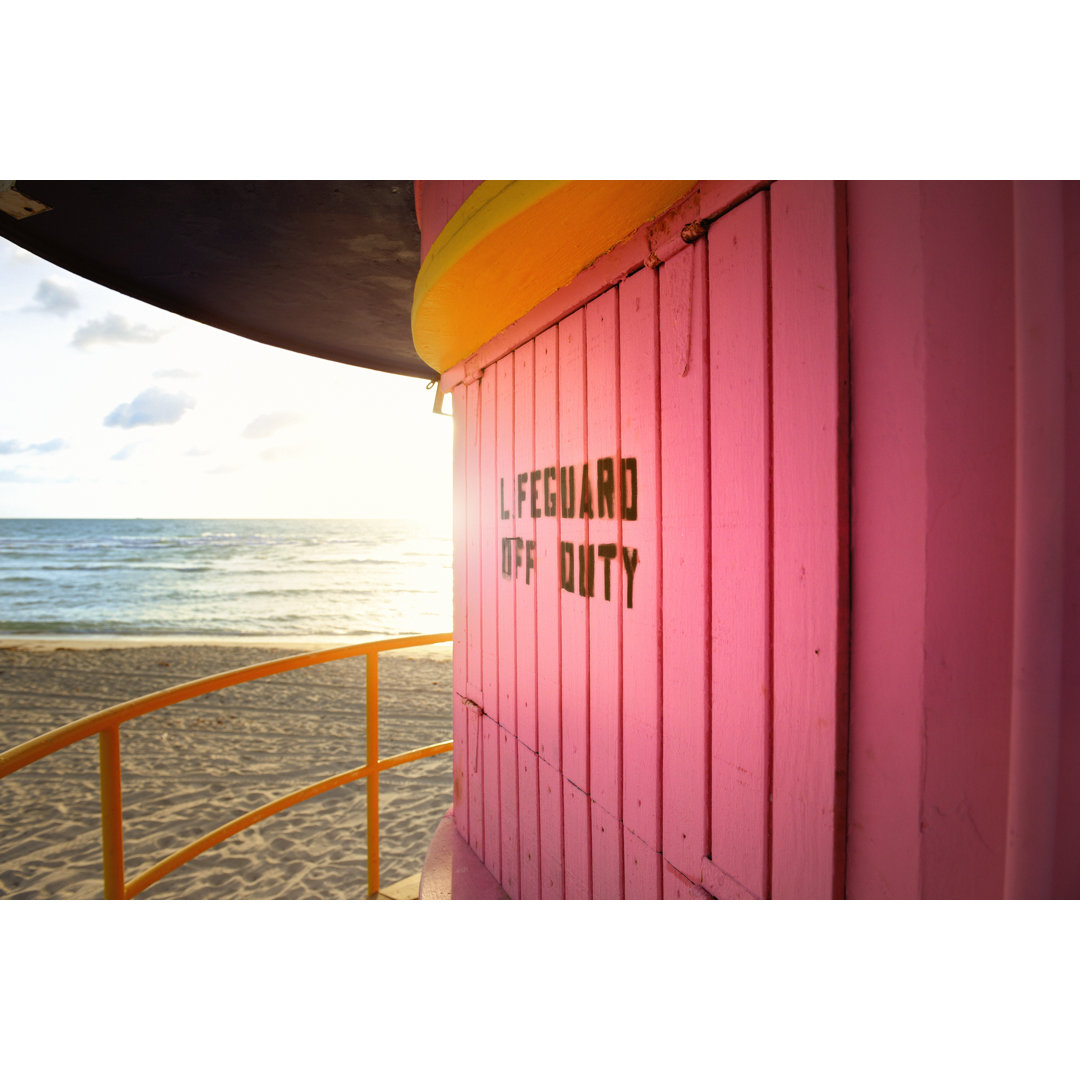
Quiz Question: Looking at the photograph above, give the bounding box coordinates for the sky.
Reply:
[0,235,453,523]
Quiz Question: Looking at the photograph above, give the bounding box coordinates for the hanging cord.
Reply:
[429,377,452,416]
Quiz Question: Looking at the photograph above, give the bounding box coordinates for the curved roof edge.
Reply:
[0,181,431,380]
[411,180,697,373]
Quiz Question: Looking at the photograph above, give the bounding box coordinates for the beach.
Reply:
[0,637,454,900]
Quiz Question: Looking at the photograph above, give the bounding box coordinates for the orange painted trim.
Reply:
[412,180,697,373]
[438,180,769,391]
[0,632,453,900]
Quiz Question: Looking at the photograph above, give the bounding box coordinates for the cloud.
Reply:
[110,443,139,461]
[0,437,67,454]
[242,411,303,439]
[104,387,195,429]
[31,438,67,453]
[24,277,80,316]
[155,368,199,379]
[0,468,28,482]
[72,312,169,349]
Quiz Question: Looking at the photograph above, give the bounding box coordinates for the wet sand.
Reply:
[0,638,454,900]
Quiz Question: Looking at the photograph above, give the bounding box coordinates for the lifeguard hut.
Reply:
[3,180,1076,899]
[413,180,1079,900]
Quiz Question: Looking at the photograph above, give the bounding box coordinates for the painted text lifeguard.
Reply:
[498,456,640,608]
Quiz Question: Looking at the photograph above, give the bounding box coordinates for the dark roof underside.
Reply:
[0,181,429,379]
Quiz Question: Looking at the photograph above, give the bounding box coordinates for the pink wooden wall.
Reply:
[846,180,1080,899]
[442,179,1080,899]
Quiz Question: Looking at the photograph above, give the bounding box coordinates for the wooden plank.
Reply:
[464,377,485,858]
[500,724,520,898]
[500,339,537,899]
[659,240,711,882]
[918,182,1014,898]
[623,826,662,899]
[452,384,469,834]
[534,326,562,769]
[482,713,501,881]
[590,801,622,899]
[769,180,848,899]
[480,364,499,714]
[518,744,541,899]
[467,701,484,858]
[559,309,591,894]
[465,380,483,705]
[515,342,538,752]
[476,362,500,865]
[494,358,516,738]
[559,309,589,790]
[584,290,621,793]
[844,180,928,898]
[708,193,771,900]
[585,288,623,898]
[495,356,517,896]
[534,324,564,900]
[618,267,663,857]
[497,356,517,731]
[563,778,591,898]
[539,757,564,898]
[1005,181,1066,898]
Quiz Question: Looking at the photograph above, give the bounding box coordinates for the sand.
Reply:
[0,638,454,900]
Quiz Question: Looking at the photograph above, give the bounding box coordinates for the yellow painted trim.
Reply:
[413,180,697,373]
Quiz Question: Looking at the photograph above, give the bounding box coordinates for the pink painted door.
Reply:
[450,182,849,898]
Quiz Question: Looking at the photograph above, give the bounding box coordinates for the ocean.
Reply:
[0,518,452,641]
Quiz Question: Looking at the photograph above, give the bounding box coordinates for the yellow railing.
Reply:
[0,632,453,900]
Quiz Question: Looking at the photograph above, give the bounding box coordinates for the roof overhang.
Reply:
[0,181,431,379]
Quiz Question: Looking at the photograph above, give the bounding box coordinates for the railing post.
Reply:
[366,652,379,898]
[98,725,126,900]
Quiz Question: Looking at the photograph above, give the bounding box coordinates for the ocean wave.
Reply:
[0,519,452,638]
[29,562,215,573]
